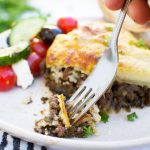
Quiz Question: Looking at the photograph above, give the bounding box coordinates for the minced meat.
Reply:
[98,81,150,112]
[34,94,96,138]
[44,67,150,112]
[44,67,87,97]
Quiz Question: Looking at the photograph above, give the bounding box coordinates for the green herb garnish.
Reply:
[44,117,50,123]
[0,0,41,32]
[106,26,113,32]
[100,112,109,123]
[104,35,110,46]
[83,126,94,138]
[129,39,149,49]
[127,112,138,122]
[136,39,149,49]
[129,40,134,46]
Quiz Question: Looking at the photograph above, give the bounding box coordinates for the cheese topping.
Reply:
[12,59,34,89]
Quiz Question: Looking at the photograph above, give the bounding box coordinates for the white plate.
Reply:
[1,30,150,150]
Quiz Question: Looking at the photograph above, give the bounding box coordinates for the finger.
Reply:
[104,0,125,10]
[128,0,150,24]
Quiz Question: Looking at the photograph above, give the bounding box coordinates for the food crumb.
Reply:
[40,110,45,115]
[41,97,49,104]
[22,97,33,105]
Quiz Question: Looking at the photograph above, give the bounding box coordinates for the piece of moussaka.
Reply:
[34,94,100,138]
[44,22,150,113]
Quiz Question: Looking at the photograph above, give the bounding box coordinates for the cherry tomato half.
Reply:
[57,17,78,33]
[27,52,42,77]
[0,66,17,91]
[30,38,48,58]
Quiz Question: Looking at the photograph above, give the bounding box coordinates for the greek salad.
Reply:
[0,17,78,91]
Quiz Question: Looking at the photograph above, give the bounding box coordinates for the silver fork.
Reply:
[67,0,132,124]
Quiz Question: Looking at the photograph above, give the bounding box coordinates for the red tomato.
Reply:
[0,66,17,91]
[30,38,48,58]
[27,52,42,77]
[57,17,78,33]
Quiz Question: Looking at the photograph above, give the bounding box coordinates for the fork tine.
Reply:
[67,85,86,110]
[70,92,95,119]
[67,85,86,107]
[69,87,91,113]
[72,96,98,124]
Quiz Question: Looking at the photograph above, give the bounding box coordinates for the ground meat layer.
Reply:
[34,94,95,138]
[98,81,150,112]
[44,67,87,97]
[44,67,150,112]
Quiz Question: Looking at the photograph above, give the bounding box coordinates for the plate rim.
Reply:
[0,119,150,149]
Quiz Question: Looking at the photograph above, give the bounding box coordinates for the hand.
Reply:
[104,0,150,24]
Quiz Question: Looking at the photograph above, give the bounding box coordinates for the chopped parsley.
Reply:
[129,40,135,46]
[104,35,110,46]
[127,112,138,122]
[83,126,94,138]
[100,112,109,123]
[44,117,50,123]
[129,39,149,49]
[106,26,113,32]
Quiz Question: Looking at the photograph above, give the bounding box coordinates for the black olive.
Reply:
[52,28,62,35]
[39,28,56,46]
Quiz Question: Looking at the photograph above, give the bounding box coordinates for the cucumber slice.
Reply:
[0,42,29,66]
[9,17,46,46]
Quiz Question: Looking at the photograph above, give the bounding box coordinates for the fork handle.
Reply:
[109,0,132,47]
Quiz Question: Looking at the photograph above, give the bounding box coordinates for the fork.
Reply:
[67,0,132,124]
